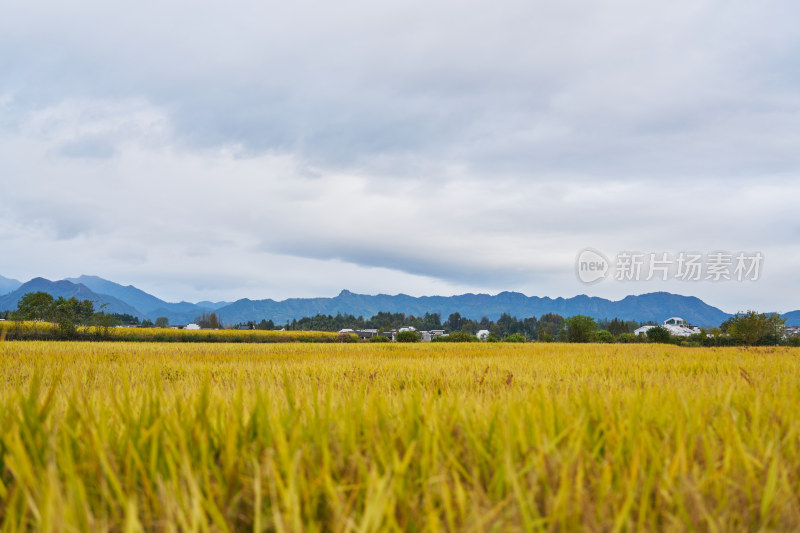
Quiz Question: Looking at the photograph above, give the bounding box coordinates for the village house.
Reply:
[635,317,701,337]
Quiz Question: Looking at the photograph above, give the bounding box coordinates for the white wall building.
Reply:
[635,317,701,337]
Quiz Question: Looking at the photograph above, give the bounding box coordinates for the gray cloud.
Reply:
[0,0,799,312]
[57,137,117,159]
[3,0,798,176]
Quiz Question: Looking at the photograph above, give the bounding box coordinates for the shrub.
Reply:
[503,333,526,343]
[565,315,598,343]
[618,333,643,343]
[431,332,479,342]
[595,330,614,343]
[646,326,673,344]
[782,335,800,347]
[369,334,390,342]
[336,333,357,343]
[396,330,421,343]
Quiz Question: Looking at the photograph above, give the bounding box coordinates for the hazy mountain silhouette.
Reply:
[0,275,22,296]
[0,278,140,317]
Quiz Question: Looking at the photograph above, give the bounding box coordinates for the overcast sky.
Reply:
[2,0,799,313]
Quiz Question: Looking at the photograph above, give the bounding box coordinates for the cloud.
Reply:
[57,137,117,159]
[0,0,799,312]
[3,0,799,175]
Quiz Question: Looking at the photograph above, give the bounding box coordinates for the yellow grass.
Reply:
[0,341,799,531]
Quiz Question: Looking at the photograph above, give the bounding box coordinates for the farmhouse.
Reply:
[343,328,448,342]
[783,326,800,338]
[635,317,701,337]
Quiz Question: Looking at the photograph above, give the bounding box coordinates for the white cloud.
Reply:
[1,0,799,313]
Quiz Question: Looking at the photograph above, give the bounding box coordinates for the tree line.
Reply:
[8,291,109,338]
[265,311,641,341]
[253,310,796,346]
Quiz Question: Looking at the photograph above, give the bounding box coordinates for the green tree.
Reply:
[446,312,463,331]
[396,330,421,342]
[539,313,565,341]
[596,330,614,343]
[14,292,55,321]
[726,311,785,346]
[155,317,169,328]
[431,331,478,342]
[51,297,94,339]
[605,318,639,336]
[92,311,117,339]
[195,311,223,329]
[646,326,672,344]
[421,312,441,330]
[618,332,643,343]
[522,317,539,340]
[256,319,275,330]
[564,315,598,343]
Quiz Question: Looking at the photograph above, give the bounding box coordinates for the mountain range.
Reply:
[1,275,798,327]
[0,275,21,295]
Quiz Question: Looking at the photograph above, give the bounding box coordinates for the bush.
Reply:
[618,333,645,343]
[782,335,800,347]
[396,330,421,343]
[646,326,673,344]
[503,333,526,343]
[565,315,598,343]
[368,334,390,342]
[595,330,614,343]
[431,332,479,342]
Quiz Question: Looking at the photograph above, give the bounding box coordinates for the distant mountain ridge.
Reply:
[0,278,141,317]
[216,290,734,327]
[782,310,800,327]
[1,275,798,328]
[65,275,230,323]
[64,275,168,313]
[0,275,22,296]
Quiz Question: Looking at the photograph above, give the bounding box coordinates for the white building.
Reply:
[635,317,701,337]
[476,329,490,340]
[184,323,201,330]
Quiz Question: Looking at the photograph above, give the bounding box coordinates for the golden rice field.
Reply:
[2,322,351,343]
[0,341,799,532]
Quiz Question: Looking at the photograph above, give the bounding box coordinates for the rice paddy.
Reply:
[0,341,798,531]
